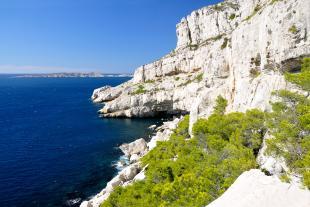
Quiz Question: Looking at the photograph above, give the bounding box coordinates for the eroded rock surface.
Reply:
[92,0,310,127]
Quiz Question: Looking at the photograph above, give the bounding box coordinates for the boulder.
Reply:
[129,154,140,163]
[133,165,148,182]
[119,163,140,181]
[119,138,148,157]
[148,124,157,130]
[91,86,111,101]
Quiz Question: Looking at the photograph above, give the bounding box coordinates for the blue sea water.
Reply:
[0,75,161,207]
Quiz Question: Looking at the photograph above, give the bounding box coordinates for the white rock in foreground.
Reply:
[207,169,310,207]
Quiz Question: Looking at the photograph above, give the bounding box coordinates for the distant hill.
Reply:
[14,72,133,78]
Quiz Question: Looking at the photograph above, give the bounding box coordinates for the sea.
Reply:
[0,75,161,207]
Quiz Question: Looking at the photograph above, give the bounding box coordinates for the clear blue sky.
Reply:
[0,0,222,74]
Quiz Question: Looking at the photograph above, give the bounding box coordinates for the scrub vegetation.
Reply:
[132,85,147,95]
[266,57,310,188]
[101,58,310,206]
[101,97,266,207]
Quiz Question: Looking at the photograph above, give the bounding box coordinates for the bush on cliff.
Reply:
[101,57,310,207]
[132,85,146,95]
[101,98,266,207]
[266,57,310,188]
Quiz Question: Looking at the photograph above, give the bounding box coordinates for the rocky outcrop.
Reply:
[81,119,180,207]
[148,118,180,150]
[92,0,310,124]
[119,138,148,158]
[207,169,310,207]
[80,163,141,207]
[256,133,288,175]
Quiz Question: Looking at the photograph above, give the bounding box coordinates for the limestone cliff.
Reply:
[93,0,309,130]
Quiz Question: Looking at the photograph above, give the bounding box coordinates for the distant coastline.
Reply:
[13,72,133,78]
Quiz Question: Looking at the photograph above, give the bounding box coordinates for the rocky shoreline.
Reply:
[80,118,181,207]
[80,116,310,207]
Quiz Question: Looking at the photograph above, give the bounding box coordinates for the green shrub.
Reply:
[145,79,155,84]
[101,97,265,207]
[250,68,261,78]
[285,57,310,91]
[270,0,281,5]
[288,25,298,34]
[244,4,261,22]
[194,73,204,82]
[174,115,190,138]
[210,34,223,41]
[280,173,291,183]
[213,95,228,115]
[266,57,310,188]
[229,13,236,20]
[189,44,199,51]
[132,85,146,95]
[180,79,193,87]
[214,4,224,11]
[193,109,266,154]
[221,38,229,49]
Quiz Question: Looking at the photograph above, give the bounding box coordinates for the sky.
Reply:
[0,0,222,74]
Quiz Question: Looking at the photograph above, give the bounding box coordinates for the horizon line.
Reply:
[0,65,133,74]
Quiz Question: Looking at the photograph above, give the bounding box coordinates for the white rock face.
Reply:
[207,169,310,207]
[92,0,309,124]
[256,133,288,175]
[148,118,180,150]
[91,86,124,103]
[119,138,148,157]
[129,154,140,163]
